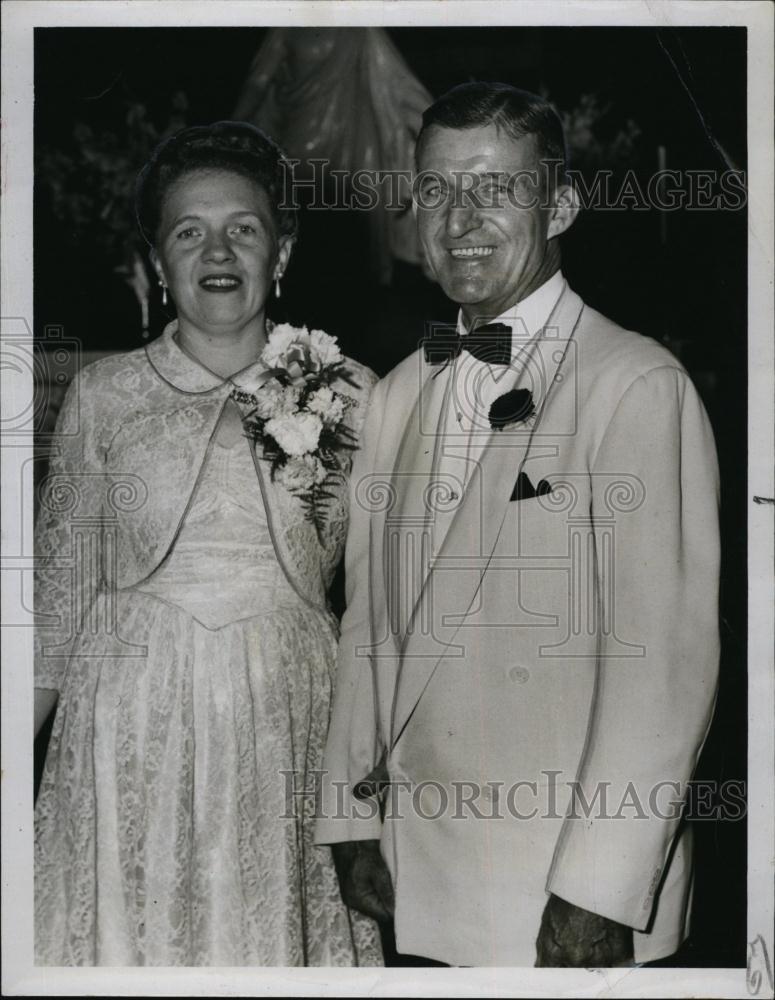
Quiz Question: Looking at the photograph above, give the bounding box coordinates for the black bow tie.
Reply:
[423,322,513,368]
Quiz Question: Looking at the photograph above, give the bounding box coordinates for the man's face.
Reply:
[415,123,560,322]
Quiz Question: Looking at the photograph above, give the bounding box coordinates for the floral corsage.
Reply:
[231,325,360,538]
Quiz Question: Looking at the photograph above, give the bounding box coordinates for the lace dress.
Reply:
[34,404,382,966]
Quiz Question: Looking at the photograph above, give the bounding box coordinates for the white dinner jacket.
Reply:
[316,284,720,967]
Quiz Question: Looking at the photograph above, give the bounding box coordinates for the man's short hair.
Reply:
[417,81,567,179]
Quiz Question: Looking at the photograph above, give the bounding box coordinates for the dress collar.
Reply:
[145,320,269,396]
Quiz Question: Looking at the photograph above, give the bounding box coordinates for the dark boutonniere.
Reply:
[488,388,535,430]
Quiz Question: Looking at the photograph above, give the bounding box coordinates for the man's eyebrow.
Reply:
[420,168,511,180]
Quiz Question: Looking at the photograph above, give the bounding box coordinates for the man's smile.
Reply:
[449,246,495,259]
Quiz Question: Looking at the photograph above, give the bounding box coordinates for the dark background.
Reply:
[34,26,747,968]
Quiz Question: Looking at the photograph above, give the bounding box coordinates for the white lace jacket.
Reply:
[34,322,377,691]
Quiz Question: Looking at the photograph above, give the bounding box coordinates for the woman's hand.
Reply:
[35,688,58,739]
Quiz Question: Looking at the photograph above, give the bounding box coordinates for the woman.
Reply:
[34,121,382,966]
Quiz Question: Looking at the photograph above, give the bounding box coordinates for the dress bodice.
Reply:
[34,327,378,693]
[134,428,304,629]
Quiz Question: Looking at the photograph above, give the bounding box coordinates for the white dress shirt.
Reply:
[431,270,566,552]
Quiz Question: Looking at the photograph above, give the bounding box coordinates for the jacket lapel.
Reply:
[390,285,585,746]
[384,359,454,642]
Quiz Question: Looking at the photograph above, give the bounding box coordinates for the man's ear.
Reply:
[547,183,580,240]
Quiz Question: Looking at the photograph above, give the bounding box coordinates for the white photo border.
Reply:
[2,2,772,997]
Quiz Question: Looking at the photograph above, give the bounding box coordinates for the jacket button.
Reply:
[509,666,530,684]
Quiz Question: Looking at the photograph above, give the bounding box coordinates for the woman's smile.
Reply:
[153,168,292,342]
[198,272,243,291]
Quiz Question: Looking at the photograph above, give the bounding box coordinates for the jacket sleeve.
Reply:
[315,375,387,844]
[545,364,721,929]
[34,368,105,692]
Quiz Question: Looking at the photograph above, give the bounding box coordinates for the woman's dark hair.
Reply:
[417,82,567,177]
[135,121,298,245]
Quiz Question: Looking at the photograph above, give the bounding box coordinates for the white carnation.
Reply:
[265,412,323,456]
[261,325,310,369]
[276,455,328,492]
[306,386,346,425]
[308,329,343,368]
[254,381,300,419]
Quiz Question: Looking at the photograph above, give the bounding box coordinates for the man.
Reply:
[315,82,720,967]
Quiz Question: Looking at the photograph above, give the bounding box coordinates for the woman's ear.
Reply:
[149,248,165,285]
[275,235,295,279]
[547,183,580,240]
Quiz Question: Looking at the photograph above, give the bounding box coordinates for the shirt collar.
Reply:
[456,270,567,364]
[145,320,269,395]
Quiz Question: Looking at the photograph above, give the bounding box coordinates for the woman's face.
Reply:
[153,168,292,339]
